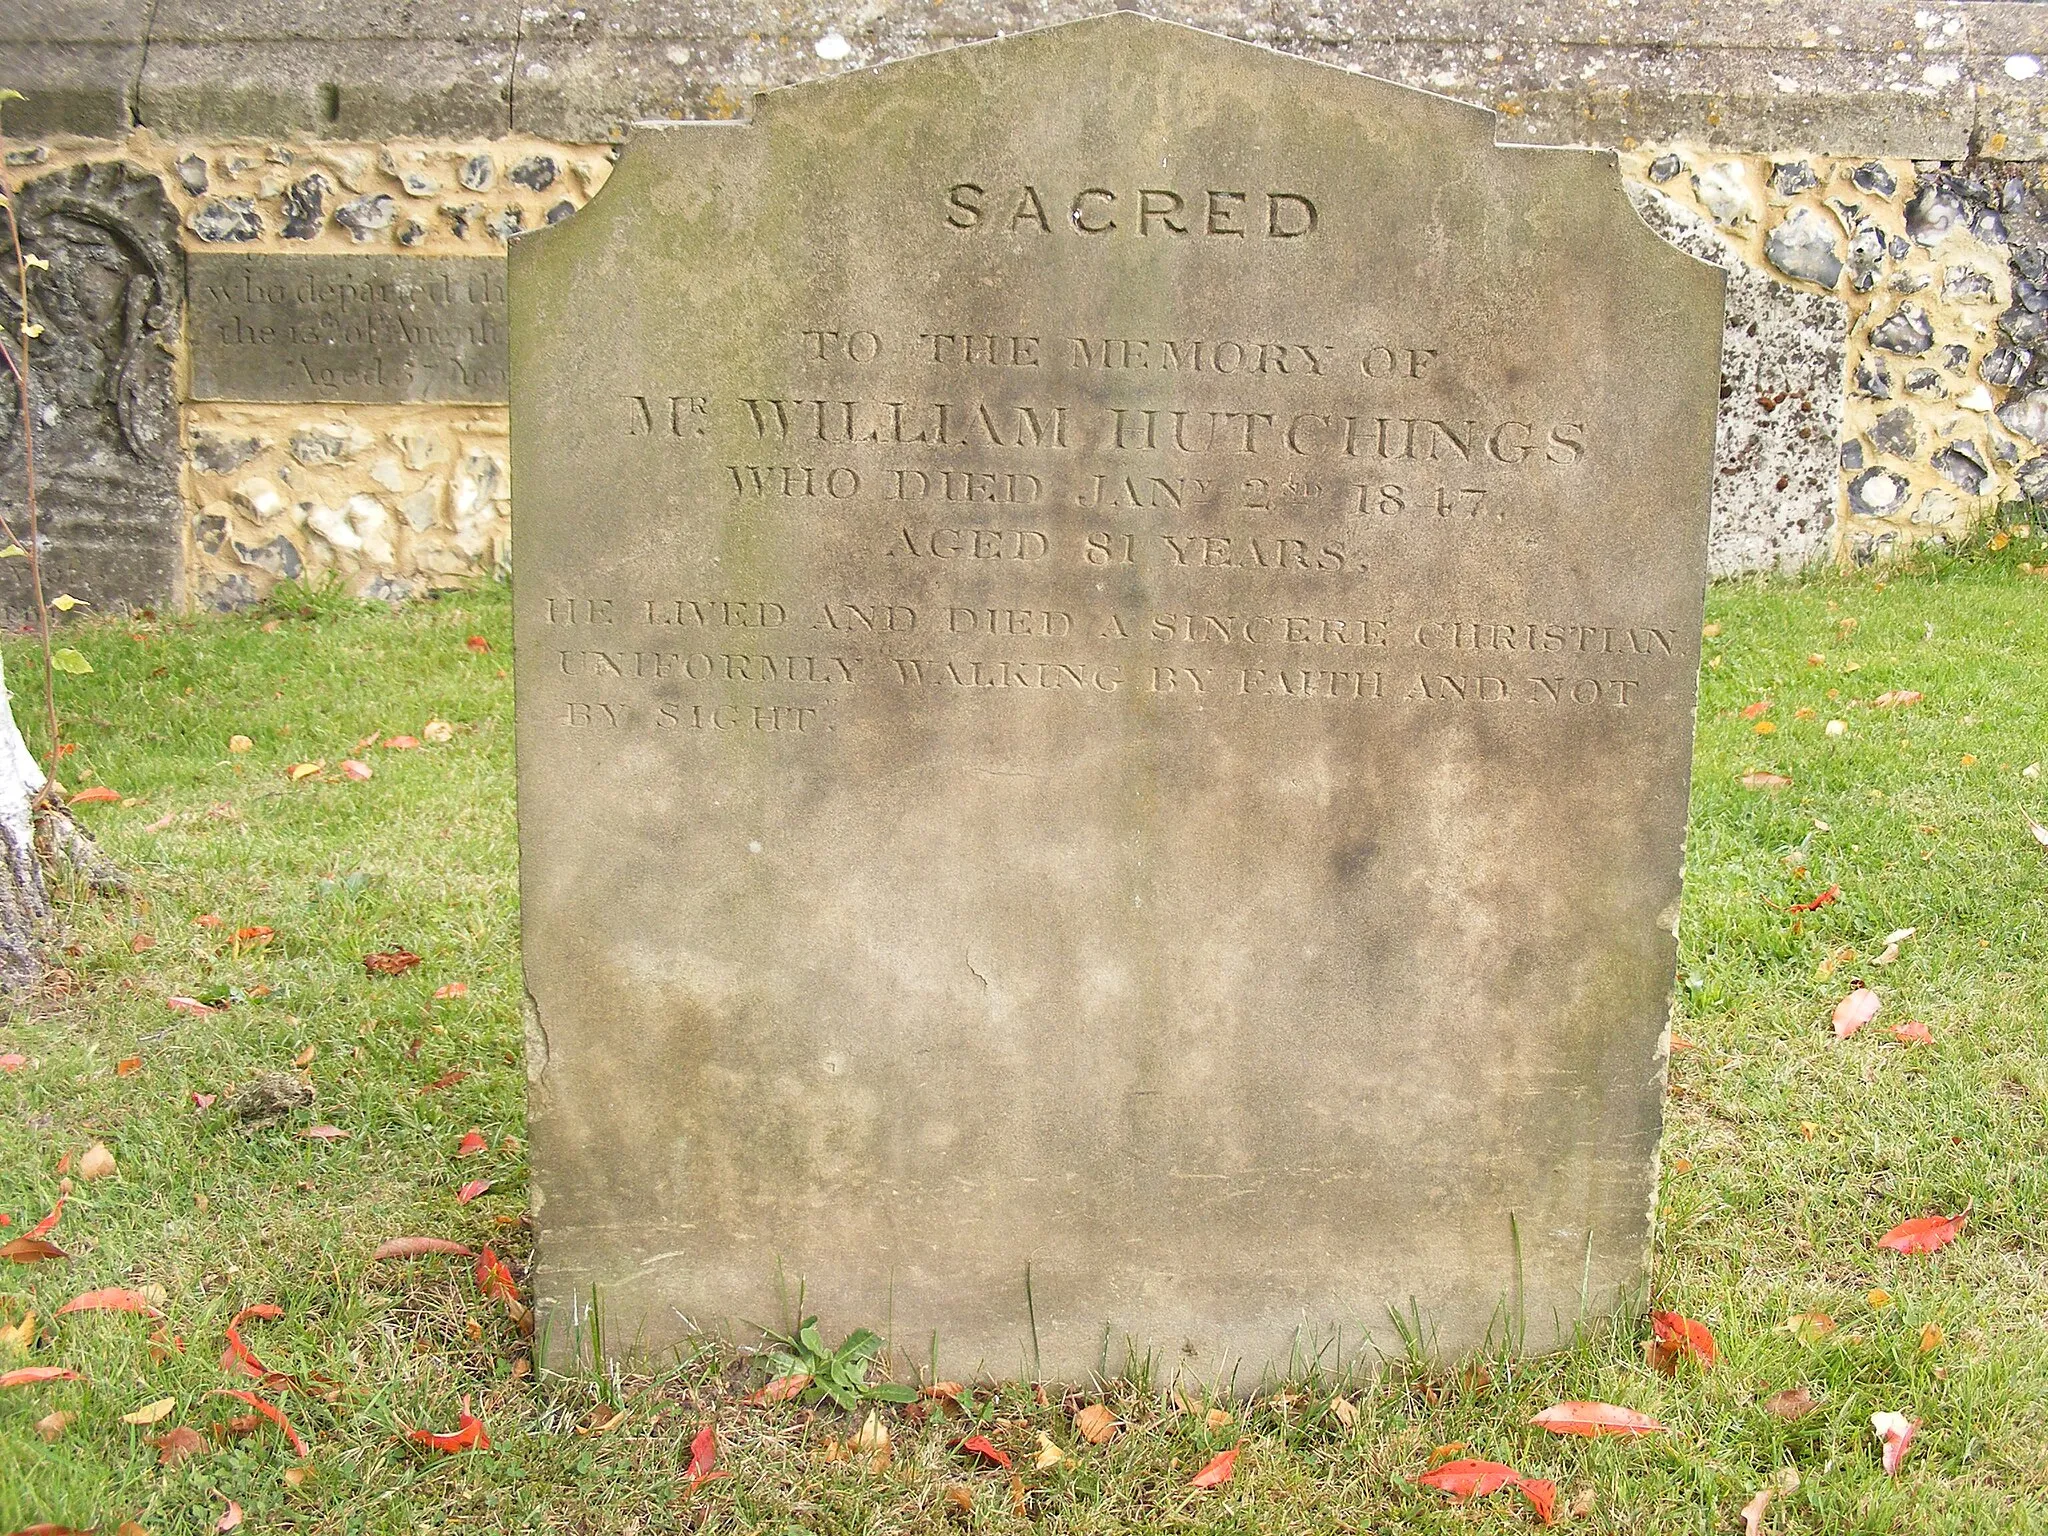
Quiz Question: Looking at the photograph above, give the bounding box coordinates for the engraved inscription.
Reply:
[188,254,508,403]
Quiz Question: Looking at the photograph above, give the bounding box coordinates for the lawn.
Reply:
[2,532,2046,1535]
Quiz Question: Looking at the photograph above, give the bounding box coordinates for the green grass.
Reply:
[2,534,2047,1534]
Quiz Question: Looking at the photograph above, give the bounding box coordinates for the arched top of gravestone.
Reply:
[522,11,1720,293]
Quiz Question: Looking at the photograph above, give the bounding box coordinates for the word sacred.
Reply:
[945,184,1317,238]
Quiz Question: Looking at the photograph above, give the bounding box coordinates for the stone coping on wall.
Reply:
[2,1,2044,155]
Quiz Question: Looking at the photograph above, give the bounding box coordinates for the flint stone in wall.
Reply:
[0,162,185,623]
[1763,207,1843,288]
[1630,185,1845,575]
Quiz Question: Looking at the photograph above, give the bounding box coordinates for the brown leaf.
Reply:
[945,1485,974,1515]
[78,1143,117,1180]
[1739,771,1793,792]
[0,1235,68,1263]
[371,1236,474,1261]
[743,1372,811,1405]
[1072,1403,1118,1444]
[364,949,423,976]
[35,1408,73,1440]
[129,932,156,953]
[1764,1387,1817,1420]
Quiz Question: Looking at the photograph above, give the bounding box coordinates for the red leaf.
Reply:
[1872,1410,1918,1475]
[217,1499,245,1532]
[196,914,227,929]
[474,1246,517,1304]
[300,1125,351,1141]
[1529,1402,1666,1437]
[1878,1211,1967,1254]
[26,1196,63,1241]
[421,1070,468,1093]
[1832,986,1882,1039]
[1649,1310,1718,1368]
[68,786,121,805]
[1416,1459,1521,1500]
[0,1051,25,1070]
[193,1093,217,1110]
[340,759,373,782]
[384,735,421,750]
[466,635,491,653]
[364,949,423,976]
[223,1303,284,1380]
[1784,884,1840,913]
[1890,1020,1934,1046]
[167,996,219,1016]
[0,1235,67,1262]
[456,1179,492,1205]
[1739,700,1771,720]
[433,982,470,1000]
[960,1434,1012,1469]
[1190,1447,1239,1489]
[0,1365,82,1387]
[210,1388,310,1456]
[371,1236,474,1261]
[56,1287,161,1318]
[455,1129,488,1158]
[408,1394,490,1453]
[685,1421,727,1489]
[115,1055,142,1076]
[233,926,274,943]
[742,1372,810,1405]
[1517,1477,1558,1527]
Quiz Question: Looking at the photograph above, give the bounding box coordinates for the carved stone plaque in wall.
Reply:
[0,162,185,625]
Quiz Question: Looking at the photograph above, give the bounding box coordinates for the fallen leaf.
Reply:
[1739,771,1793,792]
[1034,1431,1064,1469]
[455,1129,488,1158]
[466,636,491,653]
[1919,1321,1945,1353]
[56,1287,161,1318]
[36,1408,74,1440]
[960,1434,1011,1469]
[1530,1402,1666,1437]
[196,914,227,930]
[1205,1407,1233,1431]
[0,1051,25,1070]
[1,1365,82,1387]
[166,996,219,1016]
[1765,1387,1817,1420]
[1783,1312,1837,1344]
[1190,1446,1239,1489]
[340,759,373,782]
[0,1236,68,1263]
[1872,1410,1918,1474]
[27,1198,64,1241]
[113,1057,141,1078]
[851,1412,890,1456]
[364,948,423,976]
[1416,1458,1520,1500]
[1646,1310,1717,1371]
[78,1143,117,1180]
[1832,985,1882,1039]
[946,1485,975,1514]
[192,1093,216,1110]
[222,1303,284,1381]
[474,1246,517,1304]
[153,1424,206,1466]
[1072,1403,1118,1443]
[432,982,469,1000]
[421,1069,469,1092]
[234,926,275,945]
[423,720,454,744]
[68,786,121,805]
[211,1388,310,1455]
[743,1372,810,1405]
[685,1420,728,1490]
[1741,700,1771,719]
[456,1179,493,1205]
[1517,1478,1558,1527]
[1873,690,1924,709]
[384,735,420,751]
[1878,1211,1967,1254]
[216,1500,243,1532]
[1784,884,1840,913]
[1740,1487,1771,1536]
[1328,1394,1357,1428]
[1866,1287,1893,1310]
[287,762,324,782]
[371,1236,474,1261]
[122,1396,176,1425]
[228,736,252,754]
[0,1309,33,1350]
[1891,1020,1933,1045]
[2027,816,2048,849]
[408,1395,489,1453]
[299,1125,350,1141]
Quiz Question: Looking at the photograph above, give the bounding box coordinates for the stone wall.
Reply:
[2,2,2046,610]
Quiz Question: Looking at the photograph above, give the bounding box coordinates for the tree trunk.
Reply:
[0,652,51,992]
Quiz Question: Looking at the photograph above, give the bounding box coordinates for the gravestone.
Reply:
[513,14,1724,1383]
[0,163,185,625]
[188,254,509,404]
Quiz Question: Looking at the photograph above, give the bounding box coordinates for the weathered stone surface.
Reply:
[1631,187,1844,574]
[188,255,508,403]
[513,16,1723,1381]
[0,162,183,623]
